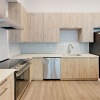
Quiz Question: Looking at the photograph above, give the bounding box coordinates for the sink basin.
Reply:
[62,54,81,57]
[67,54,81,56]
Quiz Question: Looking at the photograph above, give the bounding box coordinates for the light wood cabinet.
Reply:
[30,13,60,42]
[32,58,43,80]
[0,0,7,16]
[60,13,82,29]
[20,5,29,42]
[8,3,29,43]
[61,58,86,80]
[43,13,60,42]
[79,13,94,42]
[30,13,44,42]
[30,59,34,82]
[0,74,14,100]
[61,57,98,80]
[93,13,100,28]
[86,58,99,79]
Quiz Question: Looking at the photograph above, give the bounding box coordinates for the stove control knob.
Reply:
[15,66,18,69]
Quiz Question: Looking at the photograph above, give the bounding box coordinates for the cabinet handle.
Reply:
[0,79,7,86]
[0,88,8,96]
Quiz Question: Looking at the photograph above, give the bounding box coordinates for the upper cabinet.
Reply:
[30,13,44,42]
[60,13,82,29]
[0,0,7,16]
[93,13,100,28]
[7,10,100,43]
[79,13,94,42]
[43,13,60,42]
[0,0,22,30]
[8,3,29,42]
[60,13,94,42]
[29,13,60,42]
[20,5,29,42]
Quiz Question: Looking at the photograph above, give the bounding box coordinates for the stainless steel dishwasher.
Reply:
[43,57,60,79]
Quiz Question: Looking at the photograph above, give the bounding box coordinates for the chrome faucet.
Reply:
[68,44,74,54]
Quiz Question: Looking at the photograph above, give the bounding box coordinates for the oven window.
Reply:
[16,67,30,99]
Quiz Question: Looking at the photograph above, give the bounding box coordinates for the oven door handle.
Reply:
[16,63,31,77]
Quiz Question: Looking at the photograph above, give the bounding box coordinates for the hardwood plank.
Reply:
[21,81,100,100]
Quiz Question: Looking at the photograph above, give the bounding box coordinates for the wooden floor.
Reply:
[21,81,100,100]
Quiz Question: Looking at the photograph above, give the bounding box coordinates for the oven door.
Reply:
[15,64,30,100]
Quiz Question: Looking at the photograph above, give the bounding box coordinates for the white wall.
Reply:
[0,0,9,61]
[19,0,100,12]
[9,43,21,58]
[21,30,89,54]
[0,29,9,61]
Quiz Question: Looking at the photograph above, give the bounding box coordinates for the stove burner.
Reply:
[0,58,30,69]
[20,59,29,65]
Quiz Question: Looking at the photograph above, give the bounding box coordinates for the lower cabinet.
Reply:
[61,57,99,80]
[0,74,14,100]
[29,59,34,82]
[86,58,99,79]
[32,58,43,80]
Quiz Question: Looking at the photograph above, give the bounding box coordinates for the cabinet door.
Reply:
[60,13,71,28]
[30,59,34,82]
[79,13,94,42]
[8,3,21,43]
[8,3,28,43]
[60,13,82,29]
[0,0,7,16]
[43,13,60,42]
[93,13,100,28]
[78,58,86,78]
[34,58,43,80]
[61,58,79,80]
[21,5,28,42]
[86,58,99,79]
[30,13,44,42]
[0,80,14,100]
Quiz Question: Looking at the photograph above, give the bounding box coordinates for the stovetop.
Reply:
[0,59,29,69]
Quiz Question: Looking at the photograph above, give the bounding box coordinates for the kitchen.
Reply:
[0,0,100,100]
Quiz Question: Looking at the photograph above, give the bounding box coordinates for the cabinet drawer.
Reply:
[0,86,8,97]
[0,73,14,91]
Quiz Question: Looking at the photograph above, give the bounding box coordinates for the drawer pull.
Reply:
[0,88,8,96]
[0,79,7,86]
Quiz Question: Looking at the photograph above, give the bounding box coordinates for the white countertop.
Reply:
[11,53,99,59]
[0,69,16,84]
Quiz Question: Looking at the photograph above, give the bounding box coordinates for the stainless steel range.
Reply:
[0,58,31,100]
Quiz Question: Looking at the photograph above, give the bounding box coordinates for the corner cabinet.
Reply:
[61,57,99,80]
[8,3,29,43]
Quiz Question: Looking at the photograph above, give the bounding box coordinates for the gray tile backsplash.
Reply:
[21,30,89,54]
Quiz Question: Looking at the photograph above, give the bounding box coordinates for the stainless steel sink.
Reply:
[62,54,81,57]
[67,54,81,56]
